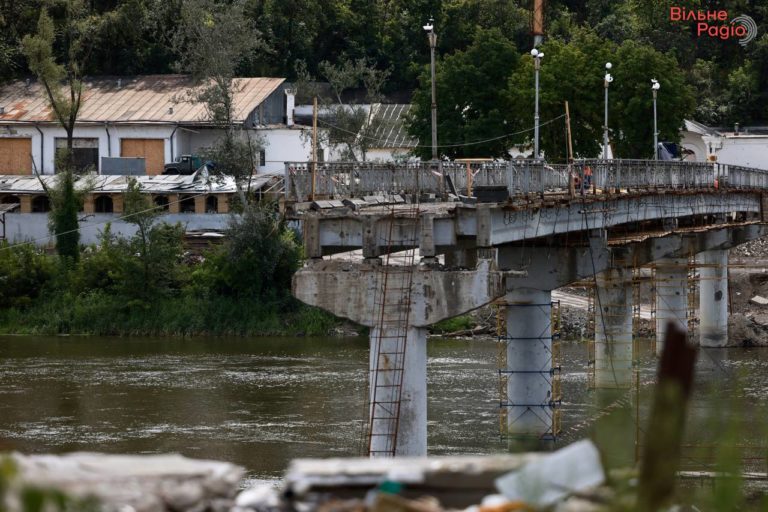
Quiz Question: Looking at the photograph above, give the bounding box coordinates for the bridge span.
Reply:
[286,159,768,457]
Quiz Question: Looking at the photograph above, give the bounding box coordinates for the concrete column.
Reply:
[19,195,32,213]
[698,249,728,347]
[194,195,206,214]
[168,194,181,214]
[369,326,427,457]
[594,268,634,388]
[655,258,688,354]
[218,195,230,214]
[504,288,554,438]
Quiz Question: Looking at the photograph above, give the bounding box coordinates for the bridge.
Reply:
[285,159,768,457]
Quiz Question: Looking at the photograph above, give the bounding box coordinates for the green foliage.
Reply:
[0,242,54,308]
[431,315,474,334]
[409,28,518,159]
[46,169,82,262]
[193,203,301,300]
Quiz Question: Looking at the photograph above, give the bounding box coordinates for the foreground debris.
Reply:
[3,452,244,512]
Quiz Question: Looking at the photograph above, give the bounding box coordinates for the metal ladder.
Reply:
[366,200,420,457]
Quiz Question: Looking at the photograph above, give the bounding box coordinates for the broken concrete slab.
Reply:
[750,295,768,306]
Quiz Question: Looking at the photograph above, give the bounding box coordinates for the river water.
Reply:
[0,335,766,484]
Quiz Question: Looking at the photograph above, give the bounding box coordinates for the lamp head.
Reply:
[605,73,614,83]
[651,79,660,90]
[530,48,539,57]
[423,17,434,32]
[605,62,612,70]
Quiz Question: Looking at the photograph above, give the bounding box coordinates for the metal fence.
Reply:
[285,159,768,202]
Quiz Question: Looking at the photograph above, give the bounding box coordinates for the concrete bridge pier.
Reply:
[368,325,428,456]
[504,288,556,438]
[655,258,689,354]
[594,268,634,389]
[697,249,729,347]
[292,259,504,456]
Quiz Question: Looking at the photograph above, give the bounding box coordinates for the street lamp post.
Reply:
[424,19,438,162]
[651,79,660,160]
[603,62,613,160]
[531,48,544,160]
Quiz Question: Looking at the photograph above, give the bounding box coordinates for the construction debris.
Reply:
[750,295,768,306]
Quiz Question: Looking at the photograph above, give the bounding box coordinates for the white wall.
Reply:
[712,136,768,170]
[680,130,708,162]
[0,123,323,175]
[4,212,231,245]
[0,124,184,174]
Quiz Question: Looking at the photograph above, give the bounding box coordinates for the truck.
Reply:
[163,155,204,175]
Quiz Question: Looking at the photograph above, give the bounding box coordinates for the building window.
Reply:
[32,195,50,212]
[259,149,266,167]
[55,138,99,172]
[205,195,218,213]
[317,148,324,163]
[179,195,196,213]
[94,195,113,213]
[154,195,169,211]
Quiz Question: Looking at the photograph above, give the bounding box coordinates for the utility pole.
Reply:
[531,49,544,160]
[424,19,438,162]
[603,62,613,160]
[311,96,317,201]
[651,79,660,160]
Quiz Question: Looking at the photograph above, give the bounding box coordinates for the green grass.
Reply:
[0,290,347,337]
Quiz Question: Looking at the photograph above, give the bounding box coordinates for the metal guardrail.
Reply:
[284,159,768,202]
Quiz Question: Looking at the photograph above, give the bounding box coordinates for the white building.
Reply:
[681,119,768,170]
[0,75,322,175]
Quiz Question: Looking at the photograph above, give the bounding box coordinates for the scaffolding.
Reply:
[495,299,562,441]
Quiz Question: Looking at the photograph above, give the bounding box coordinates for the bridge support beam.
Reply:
[698,249,729,347]
[504,288,556,439]
[369,326,427,456]
[594,268,634,389]
[655,258,689,354]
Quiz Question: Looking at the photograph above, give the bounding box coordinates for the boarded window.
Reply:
[0,138,32,175]
[55,138,99,172]
[121,139,164,175]
[32,196,50,212]
[94,195,113,213]
[259,149,266,166]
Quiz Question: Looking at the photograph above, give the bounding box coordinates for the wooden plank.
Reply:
[0,138,32,174]
[121,138,165,175]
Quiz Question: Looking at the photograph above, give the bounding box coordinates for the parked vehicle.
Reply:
[163,155,203,175]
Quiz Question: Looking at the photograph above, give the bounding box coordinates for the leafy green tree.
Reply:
[173,0,265,206]
[296,57,390,162]
[610,40,695,158]
[408,28,519,159]
[507,29,613,160]
[193,202,301,300]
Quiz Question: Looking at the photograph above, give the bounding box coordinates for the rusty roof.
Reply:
[0,75,285,124]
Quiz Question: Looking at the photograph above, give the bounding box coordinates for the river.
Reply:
[0,335,766,484]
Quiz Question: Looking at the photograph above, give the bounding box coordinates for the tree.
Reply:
[408,28,519,159]
[173,0,265,207]
[610,40,695,158]
[21,1,96,261]
[296,58,390,162]
[506,29,613,160]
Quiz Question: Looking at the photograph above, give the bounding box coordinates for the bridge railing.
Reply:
[285,160,768,202]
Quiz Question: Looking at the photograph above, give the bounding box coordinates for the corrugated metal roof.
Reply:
[367,104,417,149]
[0,172,281,194]
[0,76,285,124]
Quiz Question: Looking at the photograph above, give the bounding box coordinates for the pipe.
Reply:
[170,123,179,162]
[34,123,44,174]
[104,122,111,156]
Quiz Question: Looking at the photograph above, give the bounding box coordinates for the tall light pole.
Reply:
[424,19,438,162]
[651,79,660,160]
[603,62,613,160]
[531,48,544,160]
